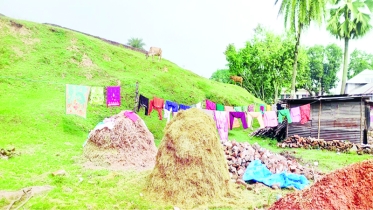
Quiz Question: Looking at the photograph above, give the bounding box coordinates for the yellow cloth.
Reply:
[266,105,271,111]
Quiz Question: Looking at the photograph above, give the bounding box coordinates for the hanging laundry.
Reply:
[242,105,248,112]
[259,104,266,115]
[124,111,139,122]
[247,112,265,129]
[290,107,301,123]
[66,84,91,118]
[165,100,179,112]
[276,103,284,110]
[195,102,202,109]
[225,106,240,128]
[214,110,228,143]
[202,109,214,119]
[106,86,121,107]
[248,104,255,112]
[299,104,310,124]
[271,104,277,112]
[163,107,172,123]
[205,99,216,110]
[137,94,149,115]
[89,86,104,105]
[234,106,243,112]
[179,104,191,110]
[266,105,271,111]
[149,97,164,120]
[216,103,225,111]
[263,111,278,127]
[229,112,248,130]
[278,109,292,123]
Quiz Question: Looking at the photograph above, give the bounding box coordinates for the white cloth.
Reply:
[164,107,172,123]
[195,102,202,109]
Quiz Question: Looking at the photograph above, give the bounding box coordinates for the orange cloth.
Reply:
[148,97,164,120]
[224,106,240,128]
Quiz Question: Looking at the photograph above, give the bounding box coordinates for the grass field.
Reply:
[0,16,372,209]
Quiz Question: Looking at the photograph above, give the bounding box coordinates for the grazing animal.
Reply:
[146,47,162,61]
[230,76,243,86]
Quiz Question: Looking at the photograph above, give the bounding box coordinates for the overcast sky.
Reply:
[1,0,373,91]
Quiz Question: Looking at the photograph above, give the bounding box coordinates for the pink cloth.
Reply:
[205,99,216,110]
[290,107,301,123]
[106,86,121,107]
[214,111,228,142]
[248,104,255,112]
[263,111,278,127]
[300,104,311,124]
[124,111,138,122]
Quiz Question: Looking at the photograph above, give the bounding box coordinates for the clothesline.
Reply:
[0,76,137,88]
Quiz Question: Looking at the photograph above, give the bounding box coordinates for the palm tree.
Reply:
[127,38,146,50]
[275,0,327,98]
[327,0,373,94]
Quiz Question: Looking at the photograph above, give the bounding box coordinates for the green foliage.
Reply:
[224,25,309,103]
[304,44,342,95]
[348,49,373,79]
[126,37,146,50]
[327,0,373,93]
[210,69,231,83]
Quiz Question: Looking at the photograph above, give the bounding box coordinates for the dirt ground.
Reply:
[269,160,373,210]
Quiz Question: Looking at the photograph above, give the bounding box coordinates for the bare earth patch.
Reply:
[79,54,95,68]
[103,54,111,61]
[12,46,24,57]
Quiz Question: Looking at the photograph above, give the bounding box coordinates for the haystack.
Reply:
[83,110,157,171]
[145,108,235,207]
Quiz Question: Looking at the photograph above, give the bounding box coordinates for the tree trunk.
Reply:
[291,25,302,99]
[274,82,279,103]
[340,37,349,94]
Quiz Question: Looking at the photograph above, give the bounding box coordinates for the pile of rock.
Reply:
[278,135,353,152]
[222,141,319,181]
[0,147,16,159]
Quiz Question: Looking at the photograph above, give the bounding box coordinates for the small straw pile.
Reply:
[145,108,236,208]
[83,110,157,171]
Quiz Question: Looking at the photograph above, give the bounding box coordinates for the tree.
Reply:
[127,38,146,50]
[210,69,231,83]
[305,44,342,95]
[327,0,373,94]
[224,26,309,103]
[348,49,373,79]
[275,0,327,98]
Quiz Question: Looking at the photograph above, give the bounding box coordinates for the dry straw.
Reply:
[145,108,237,208]
[83,110,157,171]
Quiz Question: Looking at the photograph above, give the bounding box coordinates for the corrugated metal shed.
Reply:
[282,95,370,144]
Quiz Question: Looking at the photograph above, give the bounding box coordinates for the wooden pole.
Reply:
[360,97,363,144]
[133,82,139,112]
[317,100,322,139]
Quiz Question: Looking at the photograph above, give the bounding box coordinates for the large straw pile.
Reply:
[83,110,157,171]
[145,108,236,208]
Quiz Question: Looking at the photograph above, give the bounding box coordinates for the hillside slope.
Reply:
[0,16,262,142]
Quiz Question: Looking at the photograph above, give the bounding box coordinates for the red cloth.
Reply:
[148,97,164,120]
[300,104,310,124]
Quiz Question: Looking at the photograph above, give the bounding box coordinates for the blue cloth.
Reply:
[165,100,179,112]
[179,104,191,110]
[242,160,309,190]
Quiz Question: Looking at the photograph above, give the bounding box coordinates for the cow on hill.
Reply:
[146,47,162,61]
[230,76,243,87]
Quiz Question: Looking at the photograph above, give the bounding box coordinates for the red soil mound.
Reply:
[269,160,373,210]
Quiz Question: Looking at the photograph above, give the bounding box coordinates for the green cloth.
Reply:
[234,106,243,111]
[242,106,248,112]
[278,109,292,123]
[216,103,225,111]
[89,86,104,105]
